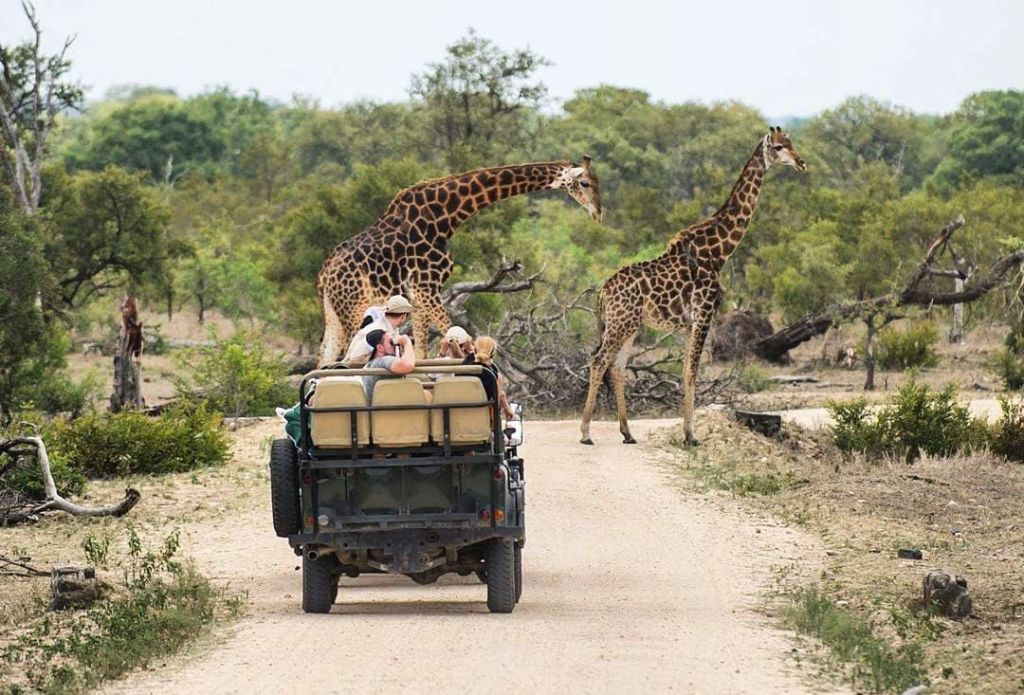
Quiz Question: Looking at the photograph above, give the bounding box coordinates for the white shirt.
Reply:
[342,319,402,365]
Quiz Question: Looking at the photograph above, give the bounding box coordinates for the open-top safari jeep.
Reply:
[269,360,525,614]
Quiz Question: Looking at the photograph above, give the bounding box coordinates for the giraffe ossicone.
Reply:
[316,159,602,365]
[580,128,806,446]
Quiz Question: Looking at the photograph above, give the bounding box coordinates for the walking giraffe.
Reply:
[316,159,602,364]
[580,127,806,446]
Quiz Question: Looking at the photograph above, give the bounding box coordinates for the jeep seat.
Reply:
[309,376,370,447]
[430,376,491,445]
[371,379,429,447]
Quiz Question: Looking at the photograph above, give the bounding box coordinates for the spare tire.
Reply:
[269,438,300,537]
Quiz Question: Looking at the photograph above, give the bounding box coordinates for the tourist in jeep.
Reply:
[362,329,417,397]
[342,295,415,366]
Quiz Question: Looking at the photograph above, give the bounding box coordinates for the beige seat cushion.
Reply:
[371,379,429,447]
[310,377,371,447]
[430,377,491,445]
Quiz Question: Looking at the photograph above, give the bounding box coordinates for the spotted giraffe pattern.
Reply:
[317,159,602,364]
[580,128,806,445]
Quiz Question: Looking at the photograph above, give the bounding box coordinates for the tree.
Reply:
[0,195,59,420]
[41,166,179,309]
[0,1,82,214]
[409,29,550,169]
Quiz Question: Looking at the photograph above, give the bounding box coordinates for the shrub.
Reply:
[1,448,86,501]
[989,397,1024,462]
[990,348,1024,390]
[176,331,292,417]
[829,379,981,461]
[735,363,775,393]
[33,370,103,418]
[47,403,229,478]
[876,323,938,371]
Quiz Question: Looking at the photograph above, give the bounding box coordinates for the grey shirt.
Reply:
[362,355,398,398]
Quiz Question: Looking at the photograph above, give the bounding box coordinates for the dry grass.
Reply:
[651,409,1024,694]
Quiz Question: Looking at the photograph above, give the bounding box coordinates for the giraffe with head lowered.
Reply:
[580,127,806,446]
[317,159,602,364]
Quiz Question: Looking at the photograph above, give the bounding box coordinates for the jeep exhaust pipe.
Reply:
[306,547,333,561]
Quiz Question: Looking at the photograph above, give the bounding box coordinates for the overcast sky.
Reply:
[3,0,1022,118]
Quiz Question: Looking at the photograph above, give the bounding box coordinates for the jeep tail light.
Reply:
[304,515,314,528]
[494,509,505,522]
[302,471,313,485]
[493,467,504,480]
[478,508,491,521]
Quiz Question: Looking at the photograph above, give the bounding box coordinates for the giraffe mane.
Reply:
[401,161,572,192]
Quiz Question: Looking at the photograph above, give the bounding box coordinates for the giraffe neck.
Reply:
[670,138,770,269]
[384,162,568,238]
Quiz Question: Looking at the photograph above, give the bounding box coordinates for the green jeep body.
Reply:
[269,363,526,613]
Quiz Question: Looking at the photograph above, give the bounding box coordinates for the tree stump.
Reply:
[922,570,972,619]
[49,565,99,610]
[110,295,145,412]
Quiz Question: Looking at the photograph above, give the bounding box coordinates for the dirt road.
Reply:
[107,418,834,695]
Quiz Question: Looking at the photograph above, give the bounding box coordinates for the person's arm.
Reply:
[390,335,416,375]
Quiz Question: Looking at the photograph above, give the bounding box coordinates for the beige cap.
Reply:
[444,325,471,344]
[384,295,414,314]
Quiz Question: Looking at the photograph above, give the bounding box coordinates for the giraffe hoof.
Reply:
[623,436,637,444]
[580,437,594,446]
[684,436,700,447]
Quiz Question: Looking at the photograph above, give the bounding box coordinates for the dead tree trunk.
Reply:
[864,315,877,391]
[754,216,1024,361]
[1,431,140,524]
[110,295,144,412]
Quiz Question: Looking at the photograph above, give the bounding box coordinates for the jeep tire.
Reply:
[485,538,516,613]
[269,438,300,538]
[302,554,334,614]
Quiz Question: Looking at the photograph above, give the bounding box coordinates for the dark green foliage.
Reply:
[876,323,939,370]
[46,404,229,478]
[829,380,981,461]
[990,348,1024,390]
[989,398,1024,462]
[930,91,1024,191]
[1,448,86,501]
[176,331,292,418]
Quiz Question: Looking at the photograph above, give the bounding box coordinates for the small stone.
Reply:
[898,549,923,560]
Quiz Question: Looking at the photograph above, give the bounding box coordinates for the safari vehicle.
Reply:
[268,360,525,614]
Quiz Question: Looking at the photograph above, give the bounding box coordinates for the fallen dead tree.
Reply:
[754,216,1024,363]
[0,426,140,525]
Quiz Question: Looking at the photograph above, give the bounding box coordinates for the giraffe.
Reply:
[316,159,602,364]
[580,127,806,446]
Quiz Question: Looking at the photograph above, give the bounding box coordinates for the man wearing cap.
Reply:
[340,295,415,366]
[362,329,417,397]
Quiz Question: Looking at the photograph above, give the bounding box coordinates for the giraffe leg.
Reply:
[682,317,713,446]
[408,286,450,360]
[580,328,633,445]
[317,293,346,366]
[609,334,637,443]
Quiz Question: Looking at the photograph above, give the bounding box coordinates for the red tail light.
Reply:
[493,467,504,480]
[478,508,491,521]
[302,471,313,485]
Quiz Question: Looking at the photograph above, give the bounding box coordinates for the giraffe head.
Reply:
[764,127,807,172]
[553,156,602,222]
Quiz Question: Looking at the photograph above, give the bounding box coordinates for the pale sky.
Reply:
[3,0,1022,117]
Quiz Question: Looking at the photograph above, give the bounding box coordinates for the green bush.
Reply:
[33,370,103,418]
[1,448,86,501]
[829,380,982,461]
[989,397,1024,462]
[47,403,229,478]
[990,348,1024,390]
[176,331,292,417]
[876,323,938,371]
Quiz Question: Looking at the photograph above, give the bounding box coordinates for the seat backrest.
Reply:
[430,376,491,445]
[309,376,370,447]
[371,378,429,447]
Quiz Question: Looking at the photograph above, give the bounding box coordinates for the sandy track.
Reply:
[106,418,835,695]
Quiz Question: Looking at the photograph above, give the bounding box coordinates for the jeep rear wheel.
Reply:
[269,438,300,538]
[302,554,334,614]
[514,544,523,603]
[485,539,516,613]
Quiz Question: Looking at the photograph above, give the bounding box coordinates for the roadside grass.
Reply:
[1,529,244,694]
[666,442,807,497]
[782,586,930,694]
